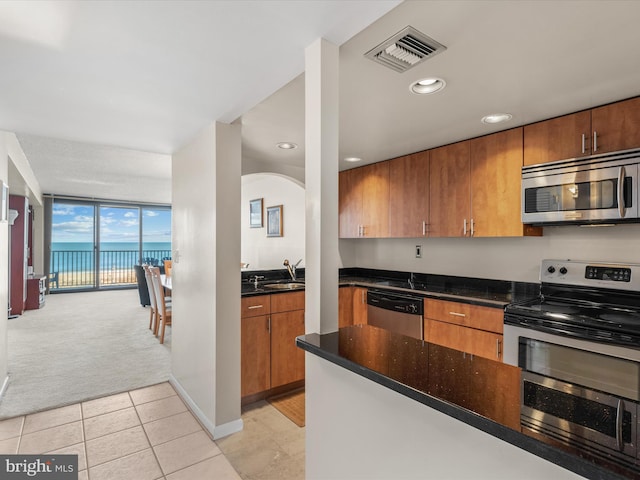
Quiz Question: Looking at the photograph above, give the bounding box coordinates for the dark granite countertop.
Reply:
[242,267,540,307]
[297,325,635,480]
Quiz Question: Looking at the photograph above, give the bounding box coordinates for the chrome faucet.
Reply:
[283,259,302,281]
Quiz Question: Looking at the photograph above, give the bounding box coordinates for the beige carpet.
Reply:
[0,289,171,419]
[267,389,305,427]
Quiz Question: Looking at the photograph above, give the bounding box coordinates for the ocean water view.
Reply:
[50,242,172,274]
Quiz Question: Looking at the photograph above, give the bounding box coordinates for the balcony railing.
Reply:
[49,249,172,290]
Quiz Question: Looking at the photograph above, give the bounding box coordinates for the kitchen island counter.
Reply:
[297,324,633,480]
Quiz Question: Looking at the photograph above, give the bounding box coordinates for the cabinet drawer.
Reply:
[241,296,271,317]
[426,319,503,362]
[424,298,503,334]
[271,291,305,313]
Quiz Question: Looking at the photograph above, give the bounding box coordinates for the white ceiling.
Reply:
[3,1,640,205]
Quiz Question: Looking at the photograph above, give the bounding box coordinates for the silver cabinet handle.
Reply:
[618,166,626,218]
[422,221,426,236]
[248,305,263,310]
[470,218,475,237]
[496,339,502,359]
[581,133,586,154]
[463,219,467,236]
[449,312,466,317]
[616,398,624,451]
[268,316,271,333]
[593,131,598,152]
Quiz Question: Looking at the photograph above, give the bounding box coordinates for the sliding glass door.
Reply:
[50,201,98,289]
[49,199,171,292]
[99,205,140,287]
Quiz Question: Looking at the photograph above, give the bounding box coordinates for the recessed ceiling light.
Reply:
[481,113,513,124]
[410,77,446,95]
[277,142,298,149]
[344,157,362,163]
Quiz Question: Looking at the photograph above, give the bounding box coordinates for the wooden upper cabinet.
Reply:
[389,151,429,237]
[339,167,363,238]
[591,96,640,154]
[470,128,542,237]
[523,111,591,165]
[429,141,471,237]
[338,161,389,238]
[524,97,640,165]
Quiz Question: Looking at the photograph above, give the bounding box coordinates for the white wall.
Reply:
[241,173,305,270]
[171,122,242,438]
[306,354,582,480]
[0,134,9,395]
[340,224,640,282]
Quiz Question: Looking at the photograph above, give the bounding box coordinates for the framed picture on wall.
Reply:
[249,198,263,228]
[266,205,283,237]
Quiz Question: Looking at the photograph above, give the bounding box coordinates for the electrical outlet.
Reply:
[415,245,422,258]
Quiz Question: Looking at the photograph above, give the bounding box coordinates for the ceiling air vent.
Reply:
[365,26,446,73]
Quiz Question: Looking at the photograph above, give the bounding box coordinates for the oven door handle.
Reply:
[616,398,624,452]
[618,166,626,218]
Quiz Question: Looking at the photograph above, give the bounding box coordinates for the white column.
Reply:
[305,38,340,334]
[171,121,242,439]
[0,133,9,397]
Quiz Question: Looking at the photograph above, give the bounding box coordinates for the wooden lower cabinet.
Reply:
[241,314,271,397]
[424,298,504,362]
[426,320,503,362]
[271,310,305,388]
[339,286,354,328]
[353,287,368,325]
[338,286,368,327]
[241,292,305,400]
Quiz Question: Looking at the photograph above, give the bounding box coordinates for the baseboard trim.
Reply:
[169,375,243,440]
[0,375,8,401]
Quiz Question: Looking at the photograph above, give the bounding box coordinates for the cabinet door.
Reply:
[389,151,429,237]
[361,161,390,238]
[470,128,540,237]
[591,97,640,154]
[339,162,390,238]
[339,286,354,328]
[426,320,503,362]
[339,168,363,238]
[241,315,271,397]
[352,287,368,325]
[429,141,470,237]
[271,310,305,388]
[523,111,591,165]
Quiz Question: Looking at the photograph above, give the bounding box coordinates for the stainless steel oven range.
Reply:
[504,259,640,470]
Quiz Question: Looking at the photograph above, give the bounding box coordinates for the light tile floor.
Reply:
[0,382,241,480]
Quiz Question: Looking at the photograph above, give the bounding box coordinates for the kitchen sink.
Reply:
[263,282,305,290]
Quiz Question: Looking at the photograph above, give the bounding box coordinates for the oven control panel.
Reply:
[541,259,640,291]
[585,265,631,282]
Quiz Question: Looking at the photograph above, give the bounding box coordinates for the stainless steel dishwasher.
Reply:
[366,289,424,340]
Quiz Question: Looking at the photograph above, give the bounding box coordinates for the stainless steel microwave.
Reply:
[522,148,640,225]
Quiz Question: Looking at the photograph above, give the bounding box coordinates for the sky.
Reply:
[52,202,171,244]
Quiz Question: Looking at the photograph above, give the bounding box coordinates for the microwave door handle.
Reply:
[616,398,624,452]
[618,166,626,218]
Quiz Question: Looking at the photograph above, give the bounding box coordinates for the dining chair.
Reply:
[163,259,172,277]
[143,265,158,334]
[150,266,172,344]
